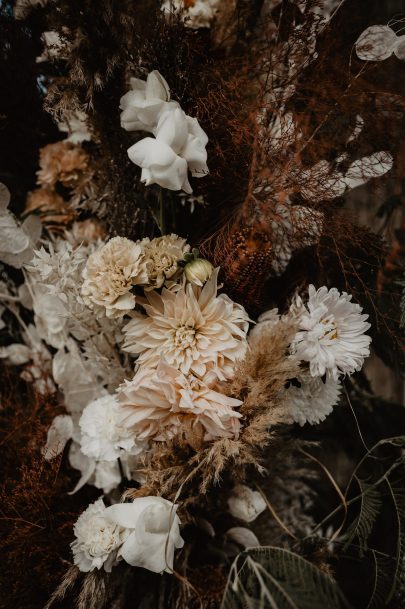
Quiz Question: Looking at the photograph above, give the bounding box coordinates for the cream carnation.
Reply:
[105,496,184,573]
[79,394,145,462]
[284,373,342,426]
[117,361,242,444]
[71,498,127,572]
[141,234,189,289]
[81,237,147,318]
[291,285,371,380]
[123,268,249,380]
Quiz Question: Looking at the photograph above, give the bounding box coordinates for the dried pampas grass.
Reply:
[131,315,299,503]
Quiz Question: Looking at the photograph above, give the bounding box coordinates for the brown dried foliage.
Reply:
[0,366,98,609]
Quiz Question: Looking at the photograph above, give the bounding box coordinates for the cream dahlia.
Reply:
[116,361,242,444]
[291,285,371,379]
[141,234,189,289]
[123,269,249,380]
[81,237,147,318]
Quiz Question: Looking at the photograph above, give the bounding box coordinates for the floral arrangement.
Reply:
[1,2,405,609]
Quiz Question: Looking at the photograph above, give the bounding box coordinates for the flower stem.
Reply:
[158,188,165,236]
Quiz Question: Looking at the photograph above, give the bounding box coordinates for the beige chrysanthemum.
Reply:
[141,234,189,289]
[82,237,148,318]
[123,268,249,380]
[117,361,242,445]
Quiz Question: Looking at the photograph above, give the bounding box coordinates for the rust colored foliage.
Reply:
[0,366,97,609]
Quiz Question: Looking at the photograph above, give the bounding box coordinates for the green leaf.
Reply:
[343,476,382,555]
[366,551,395,609]
[221,547,350,609]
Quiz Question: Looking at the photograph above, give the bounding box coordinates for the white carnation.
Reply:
[71,498,127,572]
[79,394,145,461]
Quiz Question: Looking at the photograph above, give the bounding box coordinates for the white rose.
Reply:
[71,498,127,572]
[128,107,208,193]
[120,70,178,133]
[105,496,184,573]
[227,485,267,523]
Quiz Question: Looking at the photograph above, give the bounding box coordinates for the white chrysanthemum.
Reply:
[71,498,127,572]
[291,285,371,379]
[284,373,342,426]
[79,394,145,461]
[141,234,189,289]
[123,269,249,380]
[248,308,280,345]
[117,361,242,443]
[81,237,147,318]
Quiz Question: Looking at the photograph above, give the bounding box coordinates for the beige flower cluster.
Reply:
[79,234,249,446]
[81,233,189,317]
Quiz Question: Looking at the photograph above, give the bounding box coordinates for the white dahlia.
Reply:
[123,269,249,380]
[116,361,242,443]
[291,285,371,379]
[284,373,342,426]
[79,394,145,462]
[81,237,147,318]
[141,234,189,289]
[71,498,127,572]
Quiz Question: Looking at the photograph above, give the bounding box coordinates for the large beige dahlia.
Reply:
[116,361,242,444]
[81,237,147,318]
[122,269,250,380]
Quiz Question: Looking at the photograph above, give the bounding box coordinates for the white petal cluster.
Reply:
[0,183,41,268]
[161,0,220,29]
[121,71,208,193]
[284,374,342,426]
[71,498,127,572]
[252,284,371,426]
[291,285,371,380]
[356,25,405,62]
[117,360,242,443]
[123,268,249,380]
[105,497,184,573]
[72,496,184,574]
[227,485,267,523]
[79,394,145,461]
[81,237,147,318]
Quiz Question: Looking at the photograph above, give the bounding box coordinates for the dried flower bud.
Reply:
[227,485,266,523]
[184,257,214,286]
